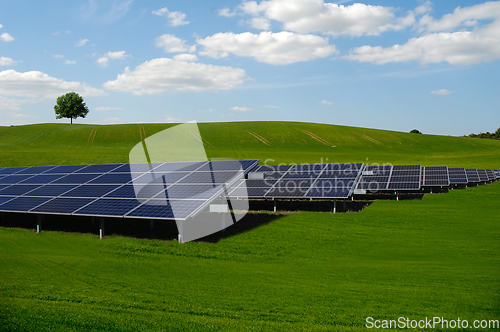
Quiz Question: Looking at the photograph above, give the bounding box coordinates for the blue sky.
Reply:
[0,0,499,136]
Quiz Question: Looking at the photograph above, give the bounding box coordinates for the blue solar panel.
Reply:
[477,169,489,182]
[103,185,136,198]
[74,198,141,217]
[0,185,41,196]
[387,165,421,190]
[133,172,189,184]
[448,168,468,184]
[485,169,495,181]
[0,196,15,206]
[23,185,77,197]
[52,173,102,184]
[465,169,480,182]
[16,166,56,175]
[421,166,450,186]
[44,165,88,174]
[87,173,134,184]
[126,199,205,220]
[153,162,205,173]
[162,184,222,200]
[306,187,350,198]
[0,175,34,184]
[0,196,51,212]
[0,185,8,191]
[0,167,28,175]
[75,164,123,173]
[19,174,66,184]
[179,171,241,184]
[61,185,121,198]
[31,197,95,214]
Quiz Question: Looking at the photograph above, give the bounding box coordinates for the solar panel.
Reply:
[73,198,142,217]
[0,185,41,196]
[477,169,489,182]
[23,185,78,197]
[387,165,421,190]
[16,166,56,175]
[421,166,450,187]
[0,196,51,212]
[75,164,123,173]
[485,169,495,181]
[0,196,15,206]
[103,184,136,198]
[61,185,121,198]
[44,165,87,174]
[0,167,28,175]
[448,168,468,185]
[355,166,392,192]
[31,197,95,215]
[125,199,206,220]
[87,173,135,184]
[52,173,102,184]
[465,169,480,183]
[19,174,66,184]
[0,175,34,184]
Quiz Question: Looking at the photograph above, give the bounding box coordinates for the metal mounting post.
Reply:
[99,218,104,239]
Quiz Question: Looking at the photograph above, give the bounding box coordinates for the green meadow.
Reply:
[0,122,499,331]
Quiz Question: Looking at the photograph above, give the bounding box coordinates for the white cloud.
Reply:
[418,1,500,33]
[155,34,189,53]
[75,38,89,47]
[0,96,22,110]
[248,17,272,30]
[230,106,254,112]
[173,53,199,62]
[343,30,500,65]
[197,31,337,65]
[263,105,279,108]
[53,54,64,58]
[95,106,123,111]
[320,100,332,105]
[96,51,130,67]
[431,89,454,96]
[103,58,249,95]
[218,8,236,17]
[104,117,121,123]
[64,60,76,65]
[238,0,414,37]
[197,109,214,113]
[152,7,189,26]
[105,51,130,59]
[0,57,16,66]
[0,69,106,99]
[1,32,14,42]
[97,57,110,67]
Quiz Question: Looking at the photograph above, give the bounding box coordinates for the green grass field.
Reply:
[0,122,499,331]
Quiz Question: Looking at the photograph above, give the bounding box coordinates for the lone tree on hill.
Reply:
[410,129,422,134]
[54,92,89,124]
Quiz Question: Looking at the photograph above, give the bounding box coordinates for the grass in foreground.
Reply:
[1,182,499,331]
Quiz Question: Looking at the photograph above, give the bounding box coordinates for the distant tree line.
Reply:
[466,127,500,140]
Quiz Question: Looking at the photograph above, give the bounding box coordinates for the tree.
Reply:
[496,127,500,137]
[54,92,89,124]
[410,129,422,134]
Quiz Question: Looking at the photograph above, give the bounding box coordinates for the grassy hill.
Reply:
[0,121,499,168]
[0,121,499,331]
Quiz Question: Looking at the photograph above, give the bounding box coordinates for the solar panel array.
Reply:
[448,168,468,185]
[0,160,258,220]
[387,165,422,190]
[421,166,450,187]
[230,163,364,199]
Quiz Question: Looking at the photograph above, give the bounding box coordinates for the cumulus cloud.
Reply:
[173,53,199,62]
[247,17,272,30]
[0,95,22,110]
[75,38,89,47]
[103,58,249,95]
[97,51,130,67]
[230,106,254,112]
[95,106,123,111]
[320,100,332,105]
[263,105,279,108]
[238,0,416,37]
[344,2,500,65]
[0,69,106,99]
[197,31,337,65]
[0,57,16,66]
[218,8,237,17]
[431,89,454,95]
[155,34,190,53]
[64,60,76,65]
[1,33,14,42]
[53,54,64,58]
[152,7,189,26]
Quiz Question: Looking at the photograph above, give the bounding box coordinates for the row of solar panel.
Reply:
[229,163,364,199]
[0,160,259,220]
